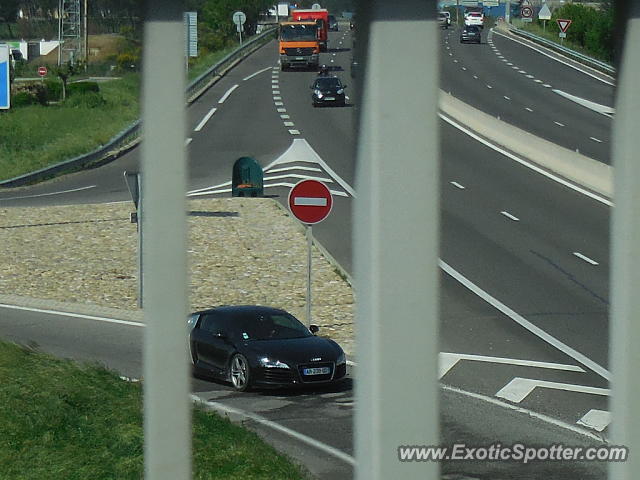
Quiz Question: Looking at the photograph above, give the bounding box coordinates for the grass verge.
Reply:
[0,340,307,480]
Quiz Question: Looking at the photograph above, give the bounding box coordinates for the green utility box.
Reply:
[232,157,264,197]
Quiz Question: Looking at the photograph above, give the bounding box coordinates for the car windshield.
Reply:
[279,24,317,41]
[232,311,312,341]
[315,77,341,89]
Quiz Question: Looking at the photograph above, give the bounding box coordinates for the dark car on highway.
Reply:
[311,76,347,107]
[188,305,347,391]
[460,25,482,44]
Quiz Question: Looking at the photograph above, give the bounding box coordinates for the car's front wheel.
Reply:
[230,354,251,391]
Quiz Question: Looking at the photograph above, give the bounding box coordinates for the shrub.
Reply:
[11,91,37,107]
[44,80,63,102]
[67,81,101,96]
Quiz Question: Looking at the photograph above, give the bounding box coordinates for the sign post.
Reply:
[124,171,143,308]
[288,179,333,326]
[0,44,9,110]
[232,11,247,47]
[557,18,572,45]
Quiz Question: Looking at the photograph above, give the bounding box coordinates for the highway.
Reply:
[0,23,614,479]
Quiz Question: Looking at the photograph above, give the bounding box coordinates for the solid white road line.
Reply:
[590,137,603,143]
[438,352,584,379]
[191,396,356,466]
[438,113,613,206]
[266,166,322,174]
[194,107,217,132]
[263,182,348,197]
[0,303,144,327]
[0,185,96,201]
[573,252,599,265]
[553,89,615,116]
[500,211,520,221]
[496,377,610,403]
[577,409,612,432]
[439,259,611,380]
[264,173,333,183]
[242,66,272,81]
[218,84,239,104]
[450,181,466,189]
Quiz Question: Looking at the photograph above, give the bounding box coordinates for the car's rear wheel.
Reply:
[230,354,251,391]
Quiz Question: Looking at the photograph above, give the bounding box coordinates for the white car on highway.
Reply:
[464,11,484,28]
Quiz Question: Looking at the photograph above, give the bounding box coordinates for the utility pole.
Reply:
[84,0,88,68]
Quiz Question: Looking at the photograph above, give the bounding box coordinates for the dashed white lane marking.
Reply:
[280,114,290,119]
[486,85,493,89]
[194,108,217,132]
[511,66,519,70]
[500,211,520,221]
[289,129,301,135]
[526,74,535,78]
[473,75,478,79]
[185,138,192,146]
[543,84,553,88]
[271,79,279,84]
[273,90,280,94]
[525,107,533,112]
[284,121,295,127]
[518,70,527,74]
[275,101,284,106]
[590,137,603,143]
[242,66,272,81]
[462,67,467,71]
[573,252,599,265]
[273,96,282,100]
[449,53,453,56]
[554,121,565,127]
[503,96,511,100]
[506,62,513,66]
[450,181,466,189]
[277,108,287,112]
[0,185,96,201]
[534,79,543,83]
[453,59,458,63]
[218,84,239,104]
[577,409,611,432]
[192,396,356,466]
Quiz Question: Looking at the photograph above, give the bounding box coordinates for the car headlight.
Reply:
[315,89,323,98]
[337,89,344,95]
[337,351,346,365]
[259,357,290,369]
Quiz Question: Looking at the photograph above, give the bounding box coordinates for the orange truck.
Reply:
[291,8,329,52]
[278,21,320,71]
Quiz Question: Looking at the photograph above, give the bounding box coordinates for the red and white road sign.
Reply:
[37,66,47,77]
[557,18,572,33]
[288,179,333,225]
[521,6,533,18]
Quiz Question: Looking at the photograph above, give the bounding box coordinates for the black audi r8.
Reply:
[188,305,347,391]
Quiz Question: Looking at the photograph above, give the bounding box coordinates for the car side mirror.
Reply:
[309,324,319,334]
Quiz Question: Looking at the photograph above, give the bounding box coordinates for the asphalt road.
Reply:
[0,24,616,479]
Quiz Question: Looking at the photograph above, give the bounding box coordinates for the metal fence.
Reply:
[0,26,275,189]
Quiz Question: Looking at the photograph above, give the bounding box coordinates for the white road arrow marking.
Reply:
[496,378,610,403]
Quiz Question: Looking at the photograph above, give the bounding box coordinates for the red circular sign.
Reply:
[38,66,47,77]
[521,6,533,18]
[288,179,333,225]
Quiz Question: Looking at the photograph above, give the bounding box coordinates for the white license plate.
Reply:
[296,56,304,60]
[303,367,330,375]
[325,97,335,101]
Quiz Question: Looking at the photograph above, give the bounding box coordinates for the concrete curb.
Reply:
[439,91,613,201]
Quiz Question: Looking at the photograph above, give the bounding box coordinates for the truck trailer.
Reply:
[291,8,329,52]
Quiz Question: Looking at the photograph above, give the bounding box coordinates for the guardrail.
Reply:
[507,25,615,76]
[1,26,277,189]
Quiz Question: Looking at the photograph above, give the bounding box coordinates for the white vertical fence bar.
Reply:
[609,4,640,480]
[354,1,440,479]
[141,1,191,479]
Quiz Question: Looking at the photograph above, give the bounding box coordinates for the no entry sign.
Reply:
[288,179,333,225]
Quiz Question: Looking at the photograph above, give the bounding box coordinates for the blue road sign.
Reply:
[0,44,9,110]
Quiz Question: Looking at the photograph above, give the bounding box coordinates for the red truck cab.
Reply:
[291,9,329,52]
